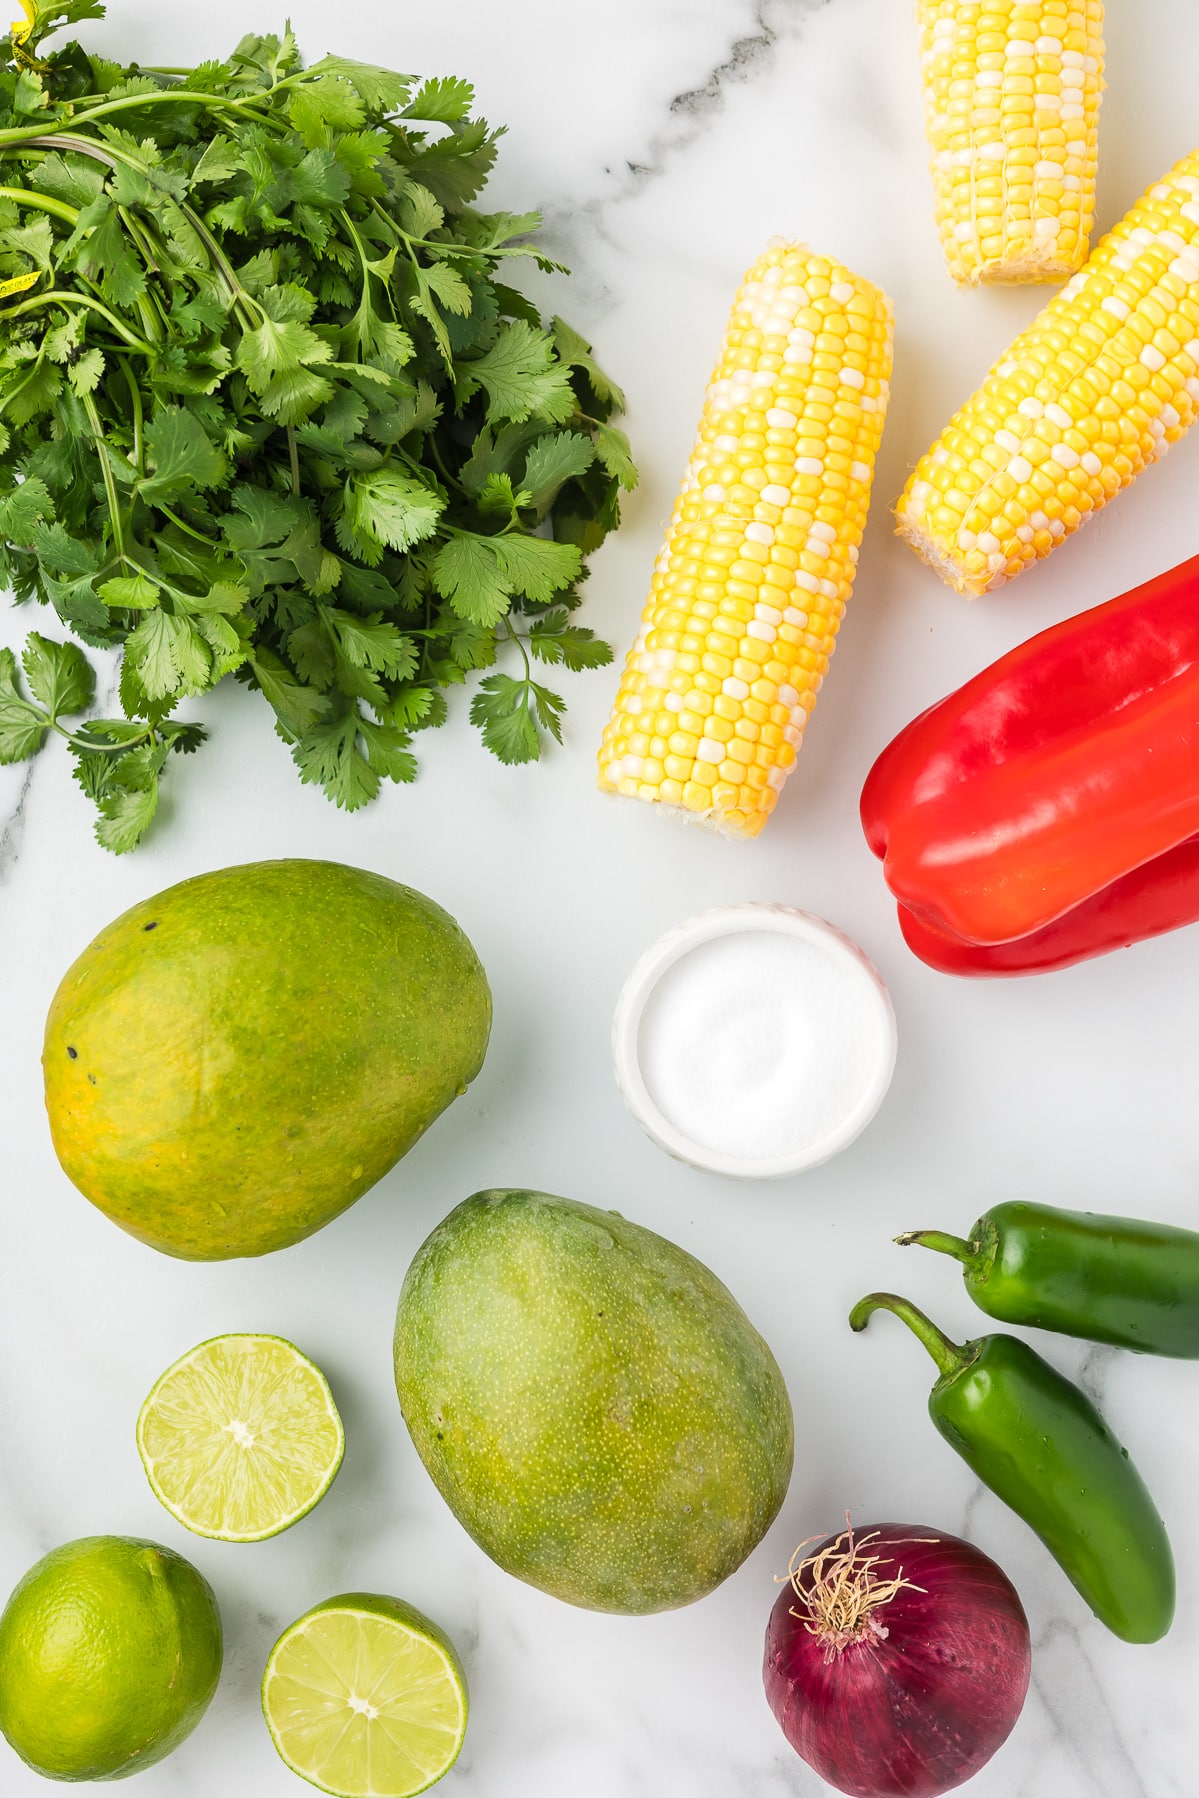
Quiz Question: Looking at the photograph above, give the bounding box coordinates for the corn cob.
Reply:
[920,0,1105,286]
[597,242,893,839]
[897,149,1199,595]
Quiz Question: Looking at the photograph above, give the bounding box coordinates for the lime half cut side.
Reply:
[136,1333,345,1542]
[262,1595,469,1798]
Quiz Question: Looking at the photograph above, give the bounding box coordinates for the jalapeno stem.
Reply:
[894,1228,975,1264]
[848,1292,971,1379]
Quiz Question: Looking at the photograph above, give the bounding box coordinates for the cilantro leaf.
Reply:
[395,181,444,240]
[432,531,581,626]
[248,645,331,738]
[422,261,472,316]
[67,348,106,398]
[431,534,511,627]
[192,134,242,184]
[139,407,226,504]
[592,419,639,491]
[124,609,210,701]
[1,215,55,273]
[20,0,106,39]
[65,195,146,309]
[160,720,207,755]
[552,316,628,414]
[0,477,53,542]
[491,533,582,603]
[459,420,544,496]
[476,472,525,521]
[358,714,417,782]
[530,680,566,742]
[404,118,500,210]
[33,152,105,209]
[41,569,111,639]
[520,431,595,515]
[336,467,445,564]
[288,76,365,143]
[5,357,62,426]
[324,609,418,681]
[290,148,352,211]
[31,522,100,578]
[528,613,614,671]
[235,314,334,424]
[469,672,540,764]
[456,321,577,425]
[457,209,542,252]
[304,57,414,115]
[92,756,163,855]
[98,573,161,610]
[0,646,50,763]
[22,631,95,716]
[404,77,474,124]
[291,706,380,810]
[387,687,444,730]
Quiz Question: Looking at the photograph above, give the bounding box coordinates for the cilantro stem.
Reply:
[136,292,168,344]
[500,618,534,682]
[0,131,120,167]
[0,289,154,351]
[107,209,173,342]
[156,505,221,548]
[286,426,301,497]
[0,90,285,146]
[0,183,78,224]
[181,209,263,323]
[6,134,261,322]
[51,719,153,754]
[81,390,127,559]
[118,205,161,276]
[425,435,466,497]
[368,198,406,246]
[119,359,144,471]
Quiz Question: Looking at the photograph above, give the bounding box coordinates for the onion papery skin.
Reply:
[763,1523,1031,1798]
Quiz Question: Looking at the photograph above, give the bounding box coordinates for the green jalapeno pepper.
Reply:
[897,1201,1199,1356]
[849,1291,1175,1644]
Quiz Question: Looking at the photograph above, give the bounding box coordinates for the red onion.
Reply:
[763,1521,1031,1798]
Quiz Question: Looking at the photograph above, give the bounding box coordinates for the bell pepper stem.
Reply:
[894,1228,976,1265]
[848,1291,970,1379]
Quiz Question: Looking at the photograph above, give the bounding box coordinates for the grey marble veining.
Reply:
[3,0,1199,1794]
[0,762,33,884]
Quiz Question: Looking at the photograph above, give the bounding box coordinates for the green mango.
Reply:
[44,860,491,1260]
[394,1188,794,1613]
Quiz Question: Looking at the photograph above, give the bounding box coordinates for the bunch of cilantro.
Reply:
[0,1,635,850]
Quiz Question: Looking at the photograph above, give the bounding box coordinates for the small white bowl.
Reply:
[612,904,897,1179]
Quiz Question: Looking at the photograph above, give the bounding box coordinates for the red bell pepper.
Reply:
[861,553,1199,975]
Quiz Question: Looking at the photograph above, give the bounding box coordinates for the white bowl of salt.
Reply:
[612,904,897,1179]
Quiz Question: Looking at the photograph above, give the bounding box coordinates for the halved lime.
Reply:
[136,1334,344,1542]
[262,1594,469,1798]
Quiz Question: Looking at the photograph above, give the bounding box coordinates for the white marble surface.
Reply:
[3,1,1199,1794]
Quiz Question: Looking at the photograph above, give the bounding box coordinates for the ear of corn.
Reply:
[897,148,1199,594]
[920,0,1105,286]
[597,242,893,839]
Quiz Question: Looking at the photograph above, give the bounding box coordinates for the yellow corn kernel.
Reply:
[919,0,1105,286]
[597,241,893,837]
[898,149,1199,594]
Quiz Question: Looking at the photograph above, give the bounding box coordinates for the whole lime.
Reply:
[43,860,492,1260]
[394,1188,795,1613]
[0,1535,223,1781]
